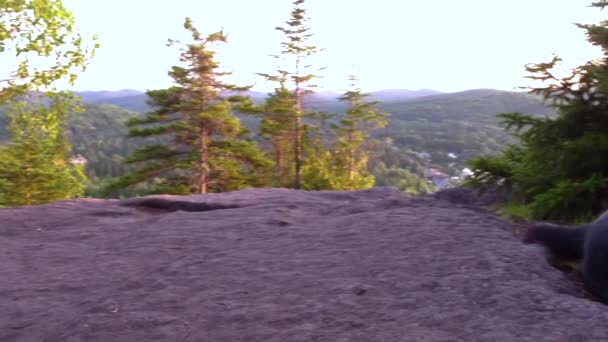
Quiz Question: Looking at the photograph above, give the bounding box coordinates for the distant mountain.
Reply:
[369,89,443,102]
[313,90,342,99]
[224,90,269,103]
[380,88,551,125]
[62,88,553,167]
[71,89,148,112]
[94,93,149,112]
[69,89,444,113]
[72,89,270,112]
[73,89,144,102]
[376,88,554,169]
[70,89,339,113]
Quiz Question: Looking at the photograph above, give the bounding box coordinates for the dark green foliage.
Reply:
[67,104,142,181]
[373,163,433,195]
[467,3,608,223]
[256,84,298,187]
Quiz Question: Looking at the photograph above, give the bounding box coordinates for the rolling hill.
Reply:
[376,89,554,165]
[369,89,443,102]
[76,89,446,114]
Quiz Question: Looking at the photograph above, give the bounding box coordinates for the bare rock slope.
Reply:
[1,187,607,341]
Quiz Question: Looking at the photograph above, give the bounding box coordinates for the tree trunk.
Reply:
[294,56,302,189]
[198,127,209,194]
[294,104,302,189]
[24,190,31,206]
[347,98,355,189]
[273,137,284,186]
[347,131,354,184]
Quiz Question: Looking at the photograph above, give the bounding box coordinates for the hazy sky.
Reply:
[22,0,608,92]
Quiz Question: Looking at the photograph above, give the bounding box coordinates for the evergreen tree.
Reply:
[331,75,389,190]
[258,78,297,187]
[0,95,86,206]
[303,75,388,190]
[259,0,323,189]
[104,18,270,196]
[468,1,608,222]
[300,148,333,190]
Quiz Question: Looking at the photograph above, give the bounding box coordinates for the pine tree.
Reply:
[259,0,323,189]
[258,79,297,187]
[0,95,86,206]
[329,75,389,190]
[468,1,608,222]
[104,18,271,196]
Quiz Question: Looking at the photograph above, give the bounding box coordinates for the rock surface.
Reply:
[1,187,607,342]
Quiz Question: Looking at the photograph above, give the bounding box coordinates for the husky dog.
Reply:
[524,211,608,302]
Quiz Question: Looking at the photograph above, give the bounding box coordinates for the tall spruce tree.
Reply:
[258,78,297,187]
[259,0,323,189]
[332,75,389,190]
[0,95,86,206]
[104,18,270,195]
[302,75,388,190]
[468,1,608,222]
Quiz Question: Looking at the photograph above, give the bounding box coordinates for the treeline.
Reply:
[98,2,391,196]
[0,0,414,206]
[36,88,551,192]
[4,0,605,223]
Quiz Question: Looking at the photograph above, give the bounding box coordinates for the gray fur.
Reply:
[524,210,608,303]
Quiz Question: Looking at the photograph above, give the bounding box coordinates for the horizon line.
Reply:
[65,86,527,94]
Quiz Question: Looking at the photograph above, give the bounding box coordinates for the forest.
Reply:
[0,0,606,223]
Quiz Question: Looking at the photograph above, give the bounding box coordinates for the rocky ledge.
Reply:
[1,188,607,341]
